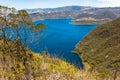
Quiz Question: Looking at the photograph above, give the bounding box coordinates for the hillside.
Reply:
[26,6,91,14]
[28,6,120,21]
[75,10,118,19]
[0,39,82,80]
[73,17,120,79]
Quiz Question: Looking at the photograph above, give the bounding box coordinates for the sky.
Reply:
[0,0,120,10]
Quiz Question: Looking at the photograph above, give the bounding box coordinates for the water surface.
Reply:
[30,19,97,68]
[5,19,97,68]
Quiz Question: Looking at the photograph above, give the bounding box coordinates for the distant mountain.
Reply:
[75,10,118,19]
[26,8,44,14]
[27,6,120,21]
[26,6,91,14]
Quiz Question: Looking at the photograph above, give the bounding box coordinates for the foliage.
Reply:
[74,17,120,79]
[0,5,81,80]
[0,39,81,80]
[0,5,45,44]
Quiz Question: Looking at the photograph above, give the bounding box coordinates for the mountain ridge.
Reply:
[27,6,120,21]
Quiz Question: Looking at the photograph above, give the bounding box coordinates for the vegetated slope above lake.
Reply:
[0,39,81,80]
[74,17,120,79]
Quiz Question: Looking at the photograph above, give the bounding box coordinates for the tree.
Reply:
[1,5,46,80]
[0,6,10,43]
[0,5,46,44]
[0,17,7,43]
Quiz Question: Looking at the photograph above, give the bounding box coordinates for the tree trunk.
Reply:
[2,28,7,44]
[16,26,20,39]
[114,70,118,80]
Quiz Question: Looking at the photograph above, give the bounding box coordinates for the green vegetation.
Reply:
[1,5,120,80]
[0,5,46,44]
[0,39,82,80]
[74,17,120,80]
[0,5,81,80]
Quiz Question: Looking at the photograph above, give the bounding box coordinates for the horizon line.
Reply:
[22,5,120,10]
[1,4,120,10]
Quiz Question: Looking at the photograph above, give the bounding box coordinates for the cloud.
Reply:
[98,0,120,3]
[0,0,120,9]
[95,0,120,7]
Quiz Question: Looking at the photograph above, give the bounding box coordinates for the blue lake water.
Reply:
[31,19,97,68]
[5,19,97,68]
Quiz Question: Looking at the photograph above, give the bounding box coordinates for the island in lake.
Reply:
[72,17,111,25]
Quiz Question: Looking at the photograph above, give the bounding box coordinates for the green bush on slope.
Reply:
[0,39,81,80]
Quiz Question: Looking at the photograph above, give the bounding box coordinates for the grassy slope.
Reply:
[0,40,82,80]
[74,18,120,79]
[0,39,107,80]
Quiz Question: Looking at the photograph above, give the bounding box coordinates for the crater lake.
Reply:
[6,19,97,68]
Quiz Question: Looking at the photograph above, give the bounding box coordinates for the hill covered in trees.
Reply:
[73,17,120,80]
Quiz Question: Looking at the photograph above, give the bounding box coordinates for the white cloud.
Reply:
[0,0,120,9]
[98,0,120,3]
[95,0,120,7]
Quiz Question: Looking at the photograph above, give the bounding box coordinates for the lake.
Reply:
[31,19,97,68]
[5,19,97,68]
